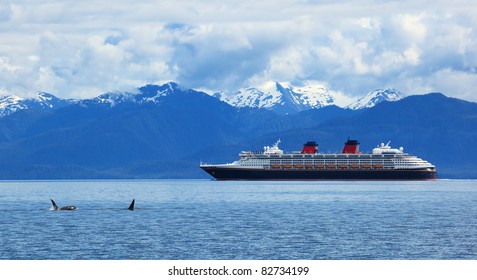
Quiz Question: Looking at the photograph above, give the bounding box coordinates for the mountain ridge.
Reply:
[0,81,405,117]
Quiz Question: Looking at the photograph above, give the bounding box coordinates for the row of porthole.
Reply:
[270,164,385,170]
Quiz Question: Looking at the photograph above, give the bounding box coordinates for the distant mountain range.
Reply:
[0,82,403,118]
[0,82,475,179]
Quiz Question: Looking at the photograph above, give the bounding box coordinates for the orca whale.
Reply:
[50,199,77,210]
[128,199,135,211]
[50,199,134,210]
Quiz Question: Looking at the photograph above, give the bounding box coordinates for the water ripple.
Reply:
[0,179,476,259]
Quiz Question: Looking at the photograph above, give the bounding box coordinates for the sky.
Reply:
[0,0,476,101]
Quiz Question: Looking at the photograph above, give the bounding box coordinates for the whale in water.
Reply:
[50,199,135,210]
[128,199,135,211]
[50,199,77,210]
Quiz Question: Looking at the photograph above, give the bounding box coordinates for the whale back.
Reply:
[50,199,76,210]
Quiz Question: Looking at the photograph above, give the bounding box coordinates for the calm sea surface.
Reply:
[0,179,476,260]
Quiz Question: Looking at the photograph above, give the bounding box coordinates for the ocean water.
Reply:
[0,179,476,260]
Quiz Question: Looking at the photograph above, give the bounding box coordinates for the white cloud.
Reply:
[35,66,64,93]
[406,68,477,99]
[0,56,20,73]
[403,46,421,66]
[0,0,476,102]
[398,13,427,42]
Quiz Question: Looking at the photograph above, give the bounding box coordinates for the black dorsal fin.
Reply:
[128,199,135,211]
[50,199,59,210]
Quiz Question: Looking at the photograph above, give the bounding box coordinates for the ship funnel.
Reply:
[301,141,318,154]
[342,139,359,154]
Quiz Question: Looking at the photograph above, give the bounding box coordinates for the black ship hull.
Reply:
[201,166,438,180]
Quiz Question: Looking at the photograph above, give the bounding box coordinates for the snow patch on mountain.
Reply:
[346,88,404,110]
[283,81,355,108]
[81,82,182,108]
[0,92,76,117]
[222,82,284,109]
[89,92,136,107]
[0,95,28,117]
[137,82,179,103]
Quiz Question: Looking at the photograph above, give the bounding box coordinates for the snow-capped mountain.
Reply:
[0,92,75,118]
[78,82,191,108]
[214,81,341,114]
[0,82,203,118]
[346,88,404,110]
[212,82,403,113]
[0,95,28,117]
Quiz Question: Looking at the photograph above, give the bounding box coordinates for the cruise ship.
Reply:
[200,139,437,180]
